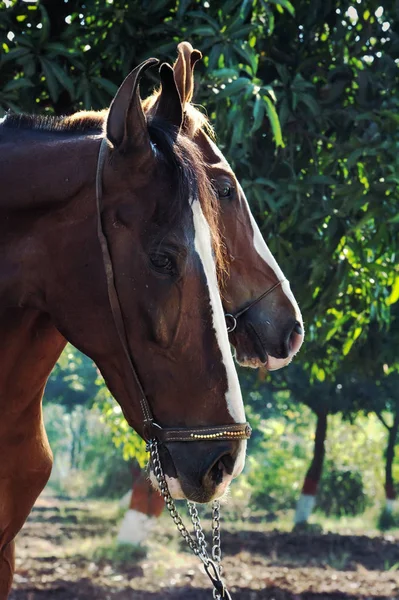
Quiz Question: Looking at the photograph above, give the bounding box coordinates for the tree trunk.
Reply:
[294,411,328,524]
[384,411,399,513]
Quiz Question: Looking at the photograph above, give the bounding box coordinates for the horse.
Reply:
[146,42,304,370]
[0,58,251,599]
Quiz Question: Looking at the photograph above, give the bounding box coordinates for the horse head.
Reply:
[147,42,304,371]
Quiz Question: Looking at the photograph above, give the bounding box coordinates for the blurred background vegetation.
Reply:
[1,0,398,529]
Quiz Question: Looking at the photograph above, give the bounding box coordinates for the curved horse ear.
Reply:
[154,62,183,130]
[173,41,202,106]
[107,57,159,152]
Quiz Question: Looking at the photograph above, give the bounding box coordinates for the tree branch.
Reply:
[376,411,390,431]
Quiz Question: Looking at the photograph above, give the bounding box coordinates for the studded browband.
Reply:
[95,138,251,444]
[145,422,252,443]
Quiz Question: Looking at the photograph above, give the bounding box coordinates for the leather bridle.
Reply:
[95,138,251,444]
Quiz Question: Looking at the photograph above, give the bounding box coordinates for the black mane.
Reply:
[147,117,199,228]
[2,112,104,133]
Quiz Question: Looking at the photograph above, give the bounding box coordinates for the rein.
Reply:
[95,138,251,598]
[225,280,284,333]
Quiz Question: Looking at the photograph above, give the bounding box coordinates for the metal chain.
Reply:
[188,501,208,558]
[148,439,202,557]
[212,500,222,565]
[147,439,230,599]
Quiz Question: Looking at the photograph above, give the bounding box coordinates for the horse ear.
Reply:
[107,57,159,151]
[173,41,202,106]
[154,62,183,130]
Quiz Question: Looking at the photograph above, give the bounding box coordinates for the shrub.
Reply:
[317,466,368,517]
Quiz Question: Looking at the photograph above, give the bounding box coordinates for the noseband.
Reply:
[95,138,251,443]
[225,280,284,333]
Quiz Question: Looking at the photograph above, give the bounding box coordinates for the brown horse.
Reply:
[0,59,250,598]
[146,42,304,370]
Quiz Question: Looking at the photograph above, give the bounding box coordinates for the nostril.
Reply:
[209,460,224,486]
[219,452,235,474]
[289,320,304,355]
[293,321,303,336]
[208,452,234,486]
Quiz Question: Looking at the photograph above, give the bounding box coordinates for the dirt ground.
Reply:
[8,494,399,600]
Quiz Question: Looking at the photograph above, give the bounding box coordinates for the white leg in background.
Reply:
[117,509,156,546]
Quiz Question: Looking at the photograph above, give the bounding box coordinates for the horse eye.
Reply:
[150,253,175,275]
[218,185,232,199]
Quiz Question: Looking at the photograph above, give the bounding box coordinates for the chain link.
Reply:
[147,439,229,599]
[212,500,222,565]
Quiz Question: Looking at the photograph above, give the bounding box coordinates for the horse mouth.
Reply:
[147,443,231,503]
[232,322,296,372]
[231,323,269,369]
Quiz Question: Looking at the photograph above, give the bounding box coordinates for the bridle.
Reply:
[95,137,251,444]
[225,280,284,333]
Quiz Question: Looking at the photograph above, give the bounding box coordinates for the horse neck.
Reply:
[0,129,101,210]
[0,131,100,309]
[0,308,66,419]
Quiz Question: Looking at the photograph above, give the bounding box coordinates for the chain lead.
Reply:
[147,439,230,599]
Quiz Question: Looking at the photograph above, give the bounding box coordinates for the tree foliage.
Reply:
[1,0,397,377]
[1,0,398,480]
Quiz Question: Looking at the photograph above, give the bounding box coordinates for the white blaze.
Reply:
[208,137,303,328]
[239,183,303,326]
[191,198,246,425]
[151,198,247,499]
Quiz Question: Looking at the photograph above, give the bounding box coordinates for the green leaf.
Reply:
[263,95,284,148]
[342,337,355,356]
[216,77,253,99]
[49,62,74,98]
[186,10,220,31]
[298,93,320,117]
[309,175,336,185]
[189,25,217,37]
[268,0,295,17]
[93,77,118,96]
[387,276,399,306]
[46,42,76,58]
[40,58,60,102]
[234,44,258,75]
[251,94,265,133]
[39,4,51,45]
[3,78,34,92]
[0,47,30,64]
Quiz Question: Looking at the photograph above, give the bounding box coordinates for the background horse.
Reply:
[148,42,304,370]
[0,58,249,599]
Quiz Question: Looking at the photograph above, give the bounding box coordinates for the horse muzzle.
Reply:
[149,438,247,503]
